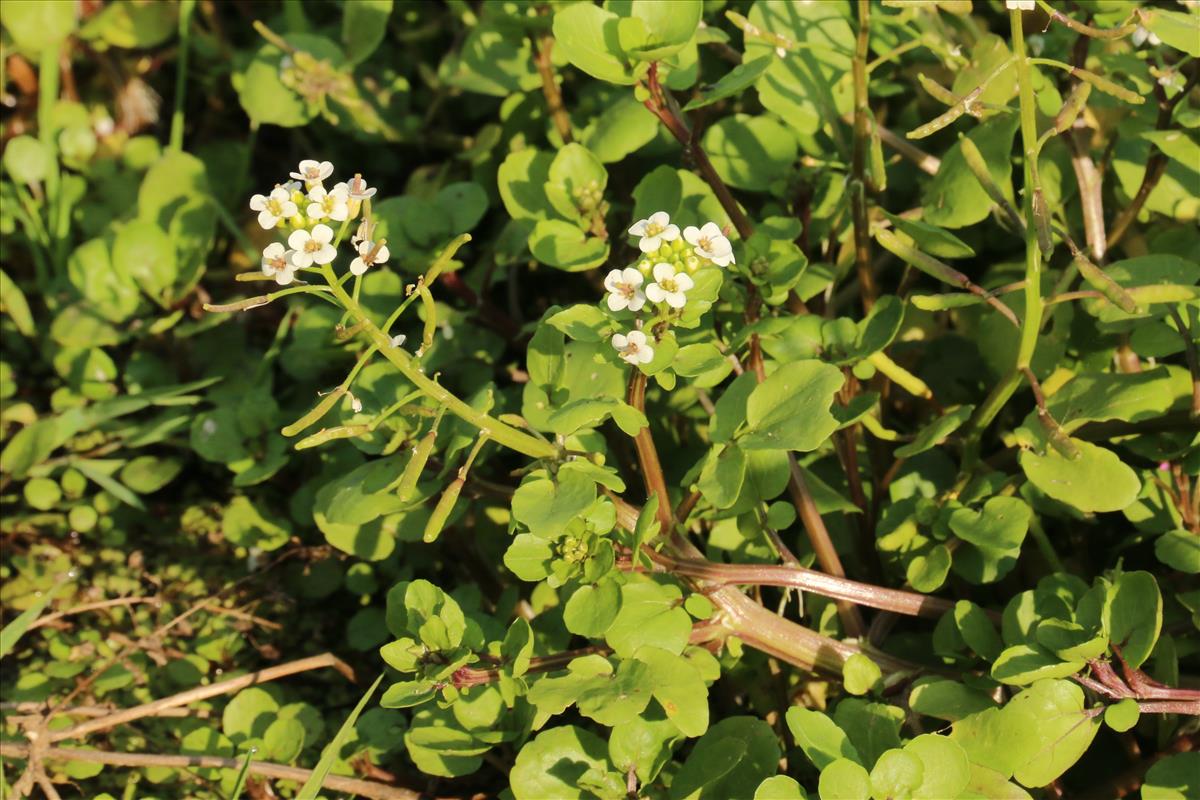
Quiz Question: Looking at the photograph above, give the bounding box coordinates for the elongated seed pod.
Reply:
[417,284,437,354]
[281,387,346,437]
[294,425,370,450]
[916,73,958,106]
[204,296,270,313]
[424,234,472,284]
[869,120,887,192]
[395,429,437,499]
[910,293,985,311]
[1039,411,1082,460]
[1031,189,1054,257]
[1127,285,1200,305]
[959,137,1022,229]
[1067,67,1144,105]
[875,229,970,288]
[1071,246,1138,313]
[1051,82,1092,137]
[423,477,463,543]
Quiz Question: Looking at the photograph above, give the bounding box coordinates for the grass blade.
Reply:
[227,746,257,800]
[1,572,73,658]
[296,673,383,800]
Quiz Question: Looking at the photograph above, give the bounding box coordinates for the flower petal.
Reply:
[627,330,647,346]
[604,269,623,291]
[312,224,334,243]
[652,262,674,282]
[638,236,660,253]
[637,346,655,364]
[287,229,309,250]
[645,284,666,303]
[612,334,628,350]
[660,224,680,241]
[683,225,701,245]
[649,211,669,227]
[674,273,695,292]
[607,293,627,312]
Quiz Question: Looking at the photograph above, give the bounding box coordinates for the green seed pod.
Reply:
[423,477,463,543]
[396,429,437,500]
[203,296,270,313]
[281,387,347,437]
[417,284,437,354]
[910,293,985,311]
[1126,285,1200,305]
[875,229,970,289]
[423,234,471,284]
[1071,246,1137,313]
[1069,67,1144,105]
[869,120,887,192]
[916,73,957,106]
[294,424,370,450]
[1051,82,1092,137]
[1031,189,1054,257]
[1039,412,1082,460]
[959,137,1013,216]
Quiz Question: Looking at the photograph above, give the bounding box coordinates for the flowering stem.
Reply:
[533,31,572,143]
[850,0,877,310]
[169,0,196,153]
[627,370,674,532]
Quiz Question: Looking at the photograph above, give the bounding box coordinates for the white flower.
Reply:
[347,173,377,201]
[612,330,654,365]
[290,159,334,186]
[282,180,302,193]
[628,211,680,254]
[287,224,337,267]
[1005,0,1035,9]
[249,187,298,230]
[349,239,389,276]
[306,182,350,222]
[260,242,299,285]
[390,334,407,348]
[645,262,694,309]
[683,222,736,267]
[604,267,647,312]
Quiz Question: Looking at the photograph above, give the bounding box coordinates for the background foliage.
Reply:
[1,0,1199,798]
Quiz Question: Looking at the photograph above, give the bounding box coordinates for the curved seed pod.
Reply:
[294,425,370,450]
[1071,245,1137,313]
[959,137,1022,229]
[424,234,472,284]
[281,387,347,437]
[395,429,437,499]
[876,229,970,287]
[917,73,959,106]
[423,477,464,543]
[1051,82,1092,137]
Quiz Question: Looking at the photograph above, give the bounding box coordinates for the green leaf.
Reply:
[510,725,620,800]
[1040,367,1176,432]
[832,699,902,771]
[1103,698,1139,733]
[894,405,974,458]
[905,734,971,800]
[817,758,871,800]
[954,600,1003,661]
[498,149,557,222]
[842,653,882,696]
[1142,752,1200,799]
[786,707,861,770]
[1020,439,1141,513]
[621,0,702,61]
[0,269,35,337]
[512,471,597,538]
[529,219,609,271]
[1156,530,1200,573]
[684,56,774,111]
[740,361,843,451]
[2,136,50,186]
[547,304,612,343]
[605,577,692,658]
[923,114,1021,228]
[552,3,636,85]
[1,0,77,53]
[909,678,998,721]
[635,646,710,737]
[564,581,621,638]
[991,644,1083,685]
[753,775,807,799]
[342,0,391,64]
[669,717,781,800]
[581,93,659,162]
[697,444,748,510]
[869,749,924,800]
[1008,680,1101,788]
[0,573,70,658]
[1104,570,1162,669]
[702,114,797,192]
[1141,8,1200,57]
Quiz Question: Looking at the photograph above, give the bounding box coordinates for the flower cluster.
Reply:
[249,160,385,285]
[606,211,735,366]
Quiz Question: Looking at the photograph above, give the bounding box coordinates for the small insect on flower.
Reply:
[350,239,390,276]
[306,182,350,222]
[612,330,655,365]
[604,267,647,312]
[260,242,300,285]
[628,211,680,254]
[290,159,334,186]
[1004,0,1035,9]
[249,187,299,230]
[347,173,377,201]
[288,224,338,267]
[645,262,694,309]
[684,222,736,267]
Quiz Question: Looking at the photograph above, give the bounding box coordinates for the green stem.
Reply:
[318,261,556,462]
[170,0,196,153]
[959,11,1044,471]
[38,44,63,277]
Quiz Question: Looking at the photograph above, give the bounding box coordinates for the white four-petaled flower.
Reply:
[306,182,350,222]
[249,187,298,230]
[290,159,334,186]
[645,262,694,309]
[604,267,647,312]
[628,211,680,254]
[260,242,299,285]
[683,222,735,267]
[612,330,654,365]
[350,239,390,276]
[1005,0,1035,9]
[287,224,337,267]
